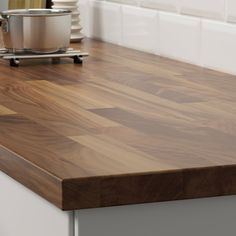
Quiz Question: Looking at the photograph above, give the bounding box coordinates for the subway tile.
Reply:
[140,0,179,12]
[181,0,225,20]
[201,20,236,75]
[98,0,140,7]
[79,0,90,36]
[122,0,140,5]
[159,12,201,65]
[108,0,139,6]
[85,0,236,76]
[121,5,159,54]
[227,0,236,23]
[105,0,124,3]
[89,0,122,44]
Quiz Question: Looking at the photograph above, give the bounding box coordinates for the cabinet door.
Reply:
[0,171,73,236]
[75,196,236,236]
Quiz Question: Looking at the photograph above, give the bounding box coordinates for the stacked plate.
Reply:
[52,0,84,42]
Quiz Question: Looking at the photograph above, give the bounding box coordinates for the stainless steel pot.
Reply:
[0,9,72,53]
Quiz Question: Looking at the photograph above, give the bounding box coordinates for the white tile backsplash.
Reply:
[82,0,236,76]
[122,5,159,53]
[227,0,236,23]
[160,13,201,64]
[79,0,90,36]
[89,0,122,44]
[140,0,180,12]
[121,0,140,5]
[202,20,236,75]
[105,0,139,5]
[181,0,225,20]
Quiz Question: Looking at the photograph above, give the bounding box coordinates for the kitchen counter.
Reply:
[1,39,236,211]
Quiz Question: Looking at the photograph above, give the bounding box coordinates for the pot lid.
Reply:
[0,9,72,17]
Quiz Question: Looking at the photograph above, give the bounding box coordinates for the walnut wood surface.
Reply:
[1,39,236,210]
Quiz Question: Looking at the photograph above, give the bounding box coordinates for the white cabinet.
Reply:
[75,196,236,236]
[0,171,73,236]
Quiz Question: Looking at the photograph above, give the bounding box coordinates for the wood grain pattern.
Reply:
[1,39,236,210]
[0,105,16,115]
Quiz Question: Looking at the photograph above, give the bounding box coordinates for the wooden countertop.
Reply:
[1,39,236,210]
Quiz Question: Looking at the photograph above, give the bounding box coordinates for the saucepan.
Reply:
[0,9,72,53]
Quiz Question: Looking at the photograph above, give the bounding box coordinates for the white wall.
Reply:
[0,0,8,11]
[79,0,236,76]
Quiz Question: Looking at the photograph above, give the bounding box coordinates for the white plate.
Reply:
[53,3,77,7]
[71,25,82,30]
[71,34,84,42]
[52,5,76,9]
[71,34,84,38]
[53,0,77,3]
[72,18,79,22]
[72,21,81,26]
[72,11,80,16]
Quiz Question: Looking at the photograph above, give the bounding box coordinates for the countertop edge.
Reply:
[61,165,236,210]
[0,145,63,209]
[1,144,236,210]
[2,143,236,211]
